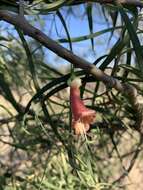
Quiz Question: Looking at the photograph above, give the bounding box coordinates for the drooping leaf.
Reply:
[118,3,143,76]
[86,2,94,50]
[56,10,72,51]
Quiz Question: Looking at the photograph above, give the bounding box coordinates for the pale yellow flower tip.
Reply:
[74,122,85,135]
[70,77,82,88]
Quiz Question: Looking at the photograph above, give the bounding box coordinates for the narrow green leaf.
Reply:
[56,10,72,51]
[120,64,141,76]
[0,73,22,113]
[118,4,143,75]
[86,3,94,50]
[58,26,122,43]
[99,30,128,70]
[16,27,40,91]
[35,0,68,13]
[108,11,118,42]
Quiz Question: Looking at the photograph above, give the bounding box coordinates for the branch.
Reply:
[0,10,142,129]
[70,0,143,8]
[92,0,143,7]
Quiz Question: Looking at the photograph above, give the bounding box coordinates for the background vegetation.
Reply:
[0,0,143,189]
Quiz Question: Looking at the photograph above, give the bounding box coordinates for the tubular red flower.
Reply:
[70,77,96,135]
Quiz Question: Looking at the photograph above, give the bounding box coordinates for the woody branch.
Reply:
[73,0,143,8]
[0,9,142,129]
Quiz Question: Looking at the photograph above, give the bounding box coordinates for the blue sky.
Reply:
[39,5,118,69]
[0,4,119,71]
